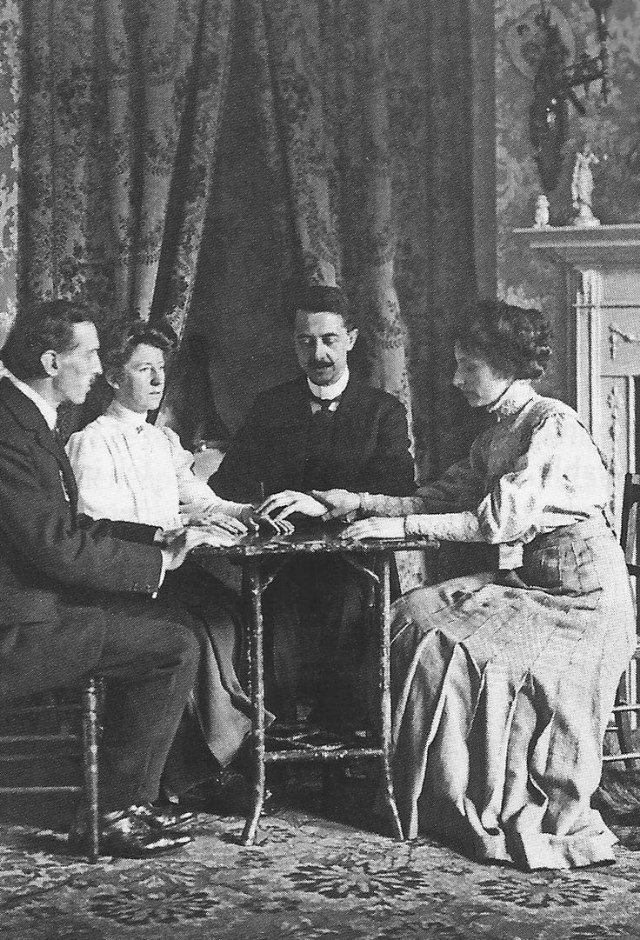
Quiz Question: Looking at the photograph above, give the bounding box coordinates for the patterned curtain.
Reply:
[242,0,478,475]
[244,0,413,426]
[20,0,234,346]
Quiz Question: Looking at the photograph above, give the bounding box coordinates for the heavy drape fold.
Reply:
[245,0,413,423]
[20,0,233,341]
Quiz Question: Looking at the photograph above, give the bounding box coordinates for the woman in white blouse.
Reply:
[67,322,264,808]
[305,300,636,870]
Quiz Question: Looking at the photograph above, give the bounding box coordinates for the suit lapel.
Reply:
[0,379,79,511]
[331,376,363,463]
[284,378,312,489]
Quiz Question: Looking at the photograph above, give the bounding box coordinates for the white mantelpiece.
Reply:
[514,224,640,527]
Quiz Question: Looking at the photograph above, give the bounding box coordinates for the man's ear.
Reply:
[346,328,358,350]
[40,350,58,378]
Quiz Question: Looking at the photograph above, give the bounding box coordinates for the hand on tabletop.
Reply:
[189,510,248,536]
[240,505,261,533]
[185,524,243,548]
[240,504,294,537]
[340,517,405,540]
[258,490,327,521]
[310,489,361,520]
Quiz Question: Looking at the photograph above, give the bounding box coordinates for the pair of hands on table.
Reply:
[256,488,406,540]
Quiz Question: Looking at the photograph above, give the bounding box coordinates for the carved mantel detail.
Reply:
[609,323,640,361]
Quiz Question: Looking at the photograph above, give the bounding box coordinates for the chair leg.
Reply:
[614,674,640,772]
[82,677,100,863]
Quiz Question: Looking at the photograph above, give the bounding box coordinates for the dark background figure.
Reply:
[212,285,415,728]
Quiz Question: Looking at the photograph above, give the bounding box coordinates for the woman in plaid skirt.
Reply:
[316,299,636,869]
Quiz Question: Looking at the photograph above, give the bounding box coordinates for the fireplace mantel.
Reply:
[514,224,640,269]
[514,223,640,527]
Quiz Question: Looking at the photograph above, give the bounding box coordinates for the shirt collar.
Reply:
[307,368,350,401]
[106,399,149,431]
[487,380,537,421]
[4,369,59,430]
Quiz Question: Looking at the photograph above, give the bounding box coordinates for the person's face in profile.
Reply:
[293,310,358,387]
[110,342,166,414]
[453,341,513,408]
[50,321,102,406]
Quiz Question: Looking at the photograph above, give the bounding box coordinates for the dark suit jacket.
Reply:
[212,374,416,500]
[0,378,163,695]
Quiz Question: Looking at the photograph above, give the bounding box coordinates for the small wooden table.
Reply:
[197,526,435,845]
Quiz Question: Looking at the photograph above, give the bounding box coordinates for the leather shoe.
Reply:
[181,769,270,816]
[69,807,193,859]
[130,802,195,830]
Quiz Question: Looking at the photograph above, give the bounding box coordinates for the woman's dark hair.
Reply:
[454,299,552,380]
[1,299,94,380]
[103,319,177,383]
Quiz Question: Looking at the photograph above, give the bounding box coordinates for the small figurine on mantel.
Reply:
[571,148,601,228]
[534,194,550,229]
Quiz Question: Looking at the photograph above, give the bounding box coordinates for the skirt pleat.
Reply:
[387,522,636,869]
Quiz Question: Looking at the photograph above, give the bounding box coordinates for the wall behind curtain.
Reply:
[497,0,640,403]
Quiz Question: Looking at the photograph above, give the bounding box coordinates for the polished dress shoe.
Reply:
[130,802,195,830]
[69,807,193,859]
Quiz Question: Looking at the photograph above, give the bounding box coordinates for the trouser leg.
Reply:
[94,596,201,811]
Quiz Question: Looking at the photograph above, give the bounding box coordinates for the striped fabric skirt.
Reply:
[386,519,636,870]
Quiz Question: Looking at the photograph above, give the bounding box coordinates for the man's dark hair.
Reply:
[103,319,176,383]
[1,300,95,380]
[287,284,356,330]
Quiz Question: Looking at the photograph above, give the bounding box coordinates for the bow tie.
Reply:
[309,392,342,413]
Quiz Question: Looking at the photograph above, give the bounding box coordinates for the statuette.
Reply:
[571,148,600,228]
[534,194,550,229]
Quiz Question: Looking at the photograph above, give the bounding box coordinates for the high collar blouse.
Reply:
[360,381,611,547]
[67,401,243,530]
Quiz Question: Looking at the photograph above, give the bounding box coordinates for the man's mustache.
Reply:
[310,360,332,367]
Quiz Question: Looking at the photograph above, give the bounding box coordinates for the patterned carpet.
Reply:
[4,768,640,939]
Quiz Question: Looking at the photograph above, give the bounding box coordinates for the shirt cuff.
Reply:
[154,551,169,598]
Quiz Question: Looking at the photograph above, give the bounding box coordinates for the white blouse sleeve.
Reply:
[474,410,599,543]
[66,429,126,521]
[160,428,246,520]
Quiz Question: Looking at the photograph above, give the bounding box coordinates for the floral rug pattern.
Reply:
[4,772,640,939]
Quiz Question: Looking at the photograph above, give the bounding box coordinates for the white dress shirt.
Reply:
[307,368,349,413]
[67,400,245,529]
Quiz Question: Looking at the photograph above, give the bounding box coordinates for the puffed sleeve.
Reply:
[67,428,134,522]
[405,409,602,546]
[473,410,598,543]
[160,428,246,520]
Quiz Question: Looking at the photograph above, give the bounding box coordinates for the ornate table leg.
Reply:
[378,552,404,840]
[241,559,267,845]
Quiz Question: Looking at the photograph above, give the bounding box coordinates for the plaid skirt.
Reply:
[387,518,636,869]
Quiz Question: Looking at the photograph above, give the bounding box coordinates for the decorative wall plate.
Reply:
[504,3,576,81]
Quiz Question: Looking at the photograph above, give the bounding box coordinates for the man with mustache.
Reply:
[211,285,415,730]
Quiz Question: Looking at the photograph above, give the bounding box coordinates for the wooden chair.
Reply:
[604,473,640,770]
[0,675,101,862]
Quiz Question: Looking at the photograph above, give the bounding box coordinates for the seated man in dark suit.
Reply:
[0,300,216,858]
[211,285,415,728]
